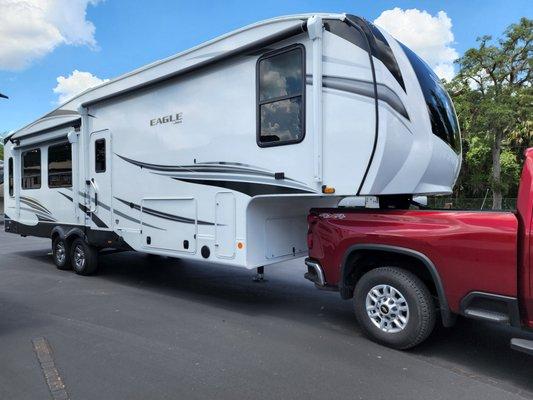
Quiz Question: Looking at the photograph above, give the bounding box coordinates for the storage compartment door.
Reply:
[141,198,197,254]
[265,216,307,259]
[215,192,236,259]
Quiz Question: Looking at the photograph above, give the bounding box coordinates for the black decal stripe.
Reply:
[177,178,313,196]
[112,209,165,231]
[76,191,111,211]
[114,198,215,226]
[60,191,164,230]
[58,192,73,202]
[78,203,108,229]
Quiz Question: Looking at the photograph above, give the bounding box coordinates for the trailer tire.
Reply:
[70,238,99,276]
[52,236,71,270]
[353,267,435,350]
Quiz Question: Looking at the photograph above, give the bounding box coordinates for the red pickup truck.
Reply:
[306,148,533,353]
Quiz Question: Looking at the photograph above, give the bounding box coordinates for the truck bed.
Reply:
[307,208,518,314]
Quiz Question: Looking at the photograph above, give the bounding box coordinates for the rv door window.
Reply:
[21,148,41,190]
[8,157,13,197]
[48,142,72,188]
[257,45,305,147]
[95,139,106,173]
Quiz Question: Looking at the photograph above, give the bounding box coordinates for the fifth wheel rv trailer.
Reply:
[3,13,461,275]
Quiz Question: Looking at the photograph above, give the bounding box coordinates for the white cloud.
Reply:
[0,0,102,70]
[374,8,459,81]
[53,69,108,103]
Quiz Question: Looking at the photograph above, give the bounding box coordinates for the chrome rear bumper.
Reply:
[304,258,326,287]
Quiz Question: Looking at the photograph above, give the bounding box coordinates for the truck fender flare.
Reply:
[340,244,454,327]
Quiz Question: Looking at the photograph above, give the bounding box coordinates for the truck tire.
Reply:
[70,238,99,276]
[353,267,435,350]
[52,236,71,270]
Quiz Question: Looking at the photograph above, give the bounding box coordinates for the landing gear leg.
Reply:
[253,266,266,282]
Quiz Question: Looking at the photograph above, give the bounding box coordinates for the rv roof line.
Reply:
[3,133,14,145]
[11,118,81,146]
[11,13,346,138]
[82,22,308,108]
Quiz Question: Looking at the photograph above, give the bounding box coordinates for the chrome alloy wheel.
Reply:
[73,245,86,270]
[55,242,66,265]
[365,284,409,333]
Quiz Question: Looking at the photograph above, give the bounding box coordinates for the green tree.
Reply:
[449,17,532,209]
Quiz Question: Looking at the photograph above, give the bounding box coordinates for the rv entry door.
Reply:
[87,130,113,231]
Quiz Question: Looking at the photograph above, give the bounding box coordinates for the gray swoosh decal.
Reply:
[20,196,53,215]
[117,156,316,192]
[306,74,410,121]
[152,171,314,193]
[323,55,368,69]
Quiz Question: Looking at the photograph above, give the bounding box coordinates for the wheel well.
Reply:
[51,231,61,243]
[341,250,438,301]
[51,229,84,249]
[66,232,86,249]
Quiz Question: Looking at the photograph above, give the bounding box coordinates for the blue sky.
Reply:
[0,0,531,134]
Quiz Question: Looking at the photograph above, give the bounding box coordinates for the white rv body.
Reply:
[3,13,461,269]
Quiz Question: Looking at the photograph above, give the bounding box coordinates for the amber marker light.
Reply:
[237,242,244,250]
[322,185,335,194]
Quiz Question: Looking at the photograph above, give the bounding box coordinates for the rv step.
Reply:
[463,308,510,324]
[511,338,533,356]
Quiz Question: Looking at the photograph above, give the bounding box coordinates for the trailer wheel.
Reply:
[353,267,435,350]
[70,238,99,276]
[52,236,71,270]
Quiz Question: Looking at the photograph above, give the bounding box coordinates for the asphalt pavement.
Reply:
[1,229,532,400]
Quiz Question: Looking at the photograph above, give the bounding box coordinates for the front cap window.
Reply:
[400,43,461,154]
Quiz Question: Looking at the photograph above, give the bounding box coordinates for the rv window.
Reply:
[48,142,72,188]
[22,148,41,190]
[8,157,13,197]
[257,45,305,146]
[95,139,106,173]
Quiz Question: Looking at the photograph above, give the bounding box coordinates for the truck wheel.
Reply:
[353,267,435,350]
[52,236,71,270]
[70,238,99,276]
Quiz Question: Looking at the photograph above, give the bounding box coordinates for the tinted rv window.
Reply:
[95,139,106,173]
[48,142,72,188]
[257,45,305,146]
[8,157,13,197]
[22,149,41,190]
[400,43,461,153]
